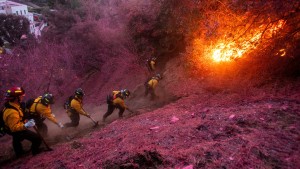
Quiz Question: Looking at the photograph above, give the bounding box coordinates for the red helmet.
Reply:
[5,87,25,99]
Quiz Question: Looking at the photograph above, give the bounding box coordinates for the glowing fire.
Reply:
[276,49,286,57]
[211,20,286,62]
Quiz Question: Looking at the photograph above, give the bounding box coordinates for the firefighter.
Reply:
[64,88,90,128]
[146,56,157,72]
[145,73,162,100]
[103,89,131,122]
[2,87,42,157]
[0,46,5,54]
[27,93,64,136]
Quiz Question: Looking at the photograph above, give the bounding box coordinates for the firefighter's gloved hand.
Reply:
[58,122,64,129]
[86,114,91,118]
[24,119,35,128]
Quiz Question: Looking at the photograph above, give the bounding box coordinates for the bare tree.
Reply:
[0,14,30,46]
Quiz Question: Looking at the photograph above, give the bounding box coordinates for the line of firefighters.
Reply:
[1,56,161,157]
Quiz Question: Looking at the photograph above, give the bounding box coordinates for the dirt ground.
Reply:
[1,76,299,169]
[1,56,300,168]
[1,0,299,168]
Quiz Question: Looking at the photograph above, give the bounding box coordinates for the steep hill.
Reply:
[1,55,299,169]
[1,0,299,168]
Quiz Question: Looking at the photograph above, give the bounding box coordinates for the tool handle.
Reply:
[33,126,52,151]
[127,108,135,114]
[88,116,98,125]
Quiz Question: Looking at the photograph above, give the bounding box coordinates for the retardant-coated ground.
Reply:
[1,57,299,169]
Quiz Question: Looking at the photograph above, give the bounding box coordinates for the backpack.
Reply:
[64,96,74,110]
[24,98,36,111]
[0,107,7,137]
[21,98,39,120]
[106,94,113,104]
[0,103,19,137]
[107,91,124,104]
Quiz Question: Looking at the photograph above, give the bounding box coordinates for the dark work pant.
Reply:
[145,84,149,96]
[65,112,80,127]
[103,104,125,121]
[35,118,48,137]
[145,85,156,100]
[11,130,42,156]
[26,114,48,136]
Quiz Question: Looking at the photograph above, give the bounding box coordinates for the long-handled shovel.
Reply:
[82,107,99,127]
[87,115,99,127]
[33,126,53,151]
[125,108,140,119]
[126,107,132,113]
[127,108,137,115]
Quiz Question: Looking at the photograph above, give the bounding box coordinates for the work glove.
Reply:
[86,114,91,118]
[24,119,35,128]
[57,122,64,129]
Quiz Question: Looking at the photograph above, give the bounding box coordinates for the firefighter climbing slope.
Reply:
[2,87,42,157]
[145,73,162,100]
[103,89,133,122]
[26,93,64,137]
[64,88,91,128]
[146,56,157,73]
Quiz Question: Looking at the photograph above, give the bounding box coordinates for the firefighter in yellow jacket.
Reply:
[146,57,157,72]
[64,88,90,127]
[2,87,42,157]
[102,89,131,122]
[27,93,64,136]
[0,47,5,54]
[145,73,162,100]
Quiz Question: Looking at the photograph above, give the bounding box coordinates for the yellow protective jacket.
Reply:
[150,60,156,71]
[3,102,26,132]
[68,96,88,116]
[30,97,58,125]
[148,78,159,89]
[0,47,5,54]
[112,91,127,109]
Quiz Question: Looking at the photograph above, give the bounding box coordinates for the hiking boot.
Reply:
[16,149,31,158]
[32,147,45,156]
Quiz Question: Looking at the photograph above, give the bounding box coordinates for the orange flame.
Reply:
[276,49,286,57]
[211,20,286,62]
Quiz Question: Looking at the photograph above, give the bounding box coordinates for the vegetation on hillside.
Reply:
[0,14,30,46]
[0,1,299,168]
[0,0,299,101]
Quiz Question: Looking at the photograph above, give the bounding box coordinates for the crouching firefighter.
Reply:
[103,89,131,122]
[145,73,162,100]
[64,88,90,128]
[2,87,42,157]
[26,93,64,137]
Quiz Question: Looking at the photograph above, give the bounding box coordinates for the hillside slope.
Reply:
[1,56,299,169]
